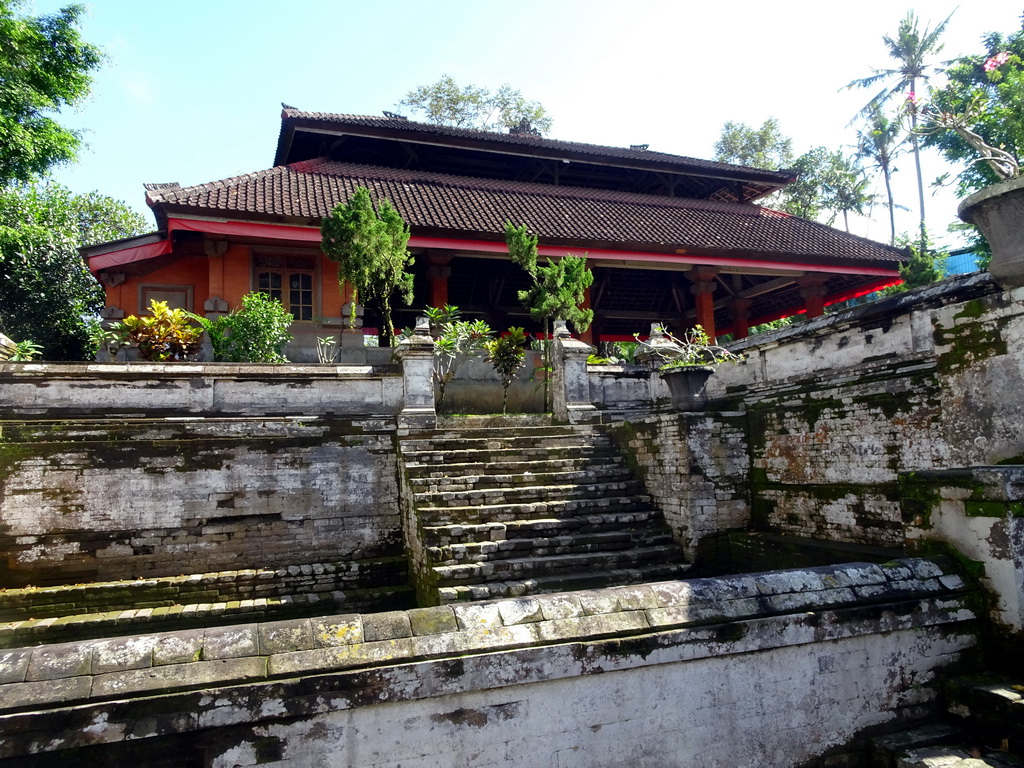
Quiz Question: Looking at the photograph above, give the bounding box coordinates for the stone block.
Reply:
[152,630,205,666]
[495,598,543,626]
[203,625,259,659]
[362,614,413,643]
[451,602,502,631]
[537,594,584,621]
[268,637,417,676]
[408,607,458,636]
[577,592,619,616]
[92,636,157,674]
[610,585,659,611]
[312,615,363,647]
[91,657,268,698]
[0,649,31,684]
[26,644,93,681]
[258,620,314,654]
[0,676,92,710]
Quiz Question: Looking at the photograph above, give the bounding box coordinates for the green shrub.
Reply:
[192,292,293,363]
[113,300,203,361]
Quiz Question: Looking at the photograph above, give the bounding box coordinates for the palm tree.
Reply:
[856,107,904,245]
[847,11,953,251]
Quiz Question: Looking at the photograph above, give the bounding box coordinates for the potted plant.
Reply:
[919,30,1024,288]
[635,323,740,410]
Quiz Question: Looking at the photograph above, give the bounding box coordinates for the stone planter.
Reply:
[658,365,714,410]
[958,175,1024,289]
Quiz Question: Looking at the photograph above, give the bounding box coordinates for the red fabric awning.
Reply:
[88,239,173,271]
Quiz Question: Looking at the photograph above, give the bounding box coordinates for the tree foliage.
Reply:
[847,11,953,251]
[320,187,414,344]
[856,107,904,244]
[398,75,553,134]
[506,222,593,335]
[0,182,147,359]
[713,121,872,228]
[922,17,1024,194]
[713,117,794,170]
[0,1,102,184]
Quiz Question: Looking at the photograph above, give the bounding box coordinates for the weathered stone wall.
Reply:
[606,412,749,561]
[0,560,978,767]
[0,362,403,418]
[0,416,402,587]
[706,274,1024,549]
[903,465,1024,636]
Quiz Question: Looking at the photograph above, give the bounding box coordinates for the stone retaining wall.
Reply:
[0,362,403,417]
[706,274,1024,549]
[0,559,978,766]
[0,416,402,587]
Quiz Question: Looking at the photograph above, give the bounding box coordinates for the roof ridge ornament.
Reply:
[382,110,408,120]
[509,118,541,136]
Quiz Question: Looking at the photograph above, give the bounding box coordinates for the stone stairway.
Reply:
[399,420,689,604]
[867,675,1024,767]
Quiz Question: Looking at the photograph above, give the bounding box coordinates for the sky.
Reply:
[32,0,1024,249]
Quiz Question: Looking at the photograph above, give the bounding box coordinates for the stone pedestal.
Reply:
[394,316,436,430]
[552,319,597,424]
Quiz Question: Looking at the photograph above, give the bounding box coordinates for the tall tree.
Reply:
[0,1,102,184]
[0,183,147,359]
[856,107,904,245]
[846,11,953,252]
[713,117,794,170]
[320,187,415,344]
[398,75,553,134]
[922,20,1024,194]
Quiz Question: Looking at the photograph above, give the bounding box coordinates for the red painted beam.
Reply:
[87,217,901,282]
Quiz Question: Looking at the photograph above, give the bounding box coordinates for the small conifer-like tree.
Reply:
[505,222,593,410]
[321,187,414,344]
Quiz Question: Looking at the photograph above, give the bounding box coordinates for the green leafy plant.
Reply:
[484,327,528,414]
[190,292,293,363]
[636,324,741,370]
[316,335,338,364]
[11,338,42,361]
[320,187,414,345]
[113,300,203,362]
[421,305,493,409]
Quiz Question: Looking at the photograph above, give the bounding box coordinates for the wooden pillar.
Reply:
[731,297,753,340]
[204,239,229,314]
[686,266,719,343]
[579,265,594,345]
[797,273,829,319]
[426,252,454,308]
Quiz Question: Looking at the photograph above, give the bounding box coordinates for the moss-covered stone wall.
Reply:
[0,417,402,588]
[708,274,1024,549]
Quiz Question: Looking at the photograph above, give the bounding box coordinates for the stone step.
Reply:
[869,722,966,768]
[0,584,415,649]
[401,424,604,444]
[417,494,656,527]
[420,510,666,547]
[427,529,675,566]
[407,462,632,490]
[0,557,408,622]
[945,675,1024,756]
[413,479,644,508]
[896,746,1024,767]
[406,455,627,478]
[436,563,691,603]
[401,444,620,467]
[431,544,684,586]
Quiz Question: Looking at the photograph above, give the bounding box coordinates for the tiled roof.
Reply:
[277,111,796,187]
[149,158,902,265]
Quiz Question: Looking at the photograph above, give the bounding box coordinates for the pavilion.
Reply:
[83,110,903,356]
